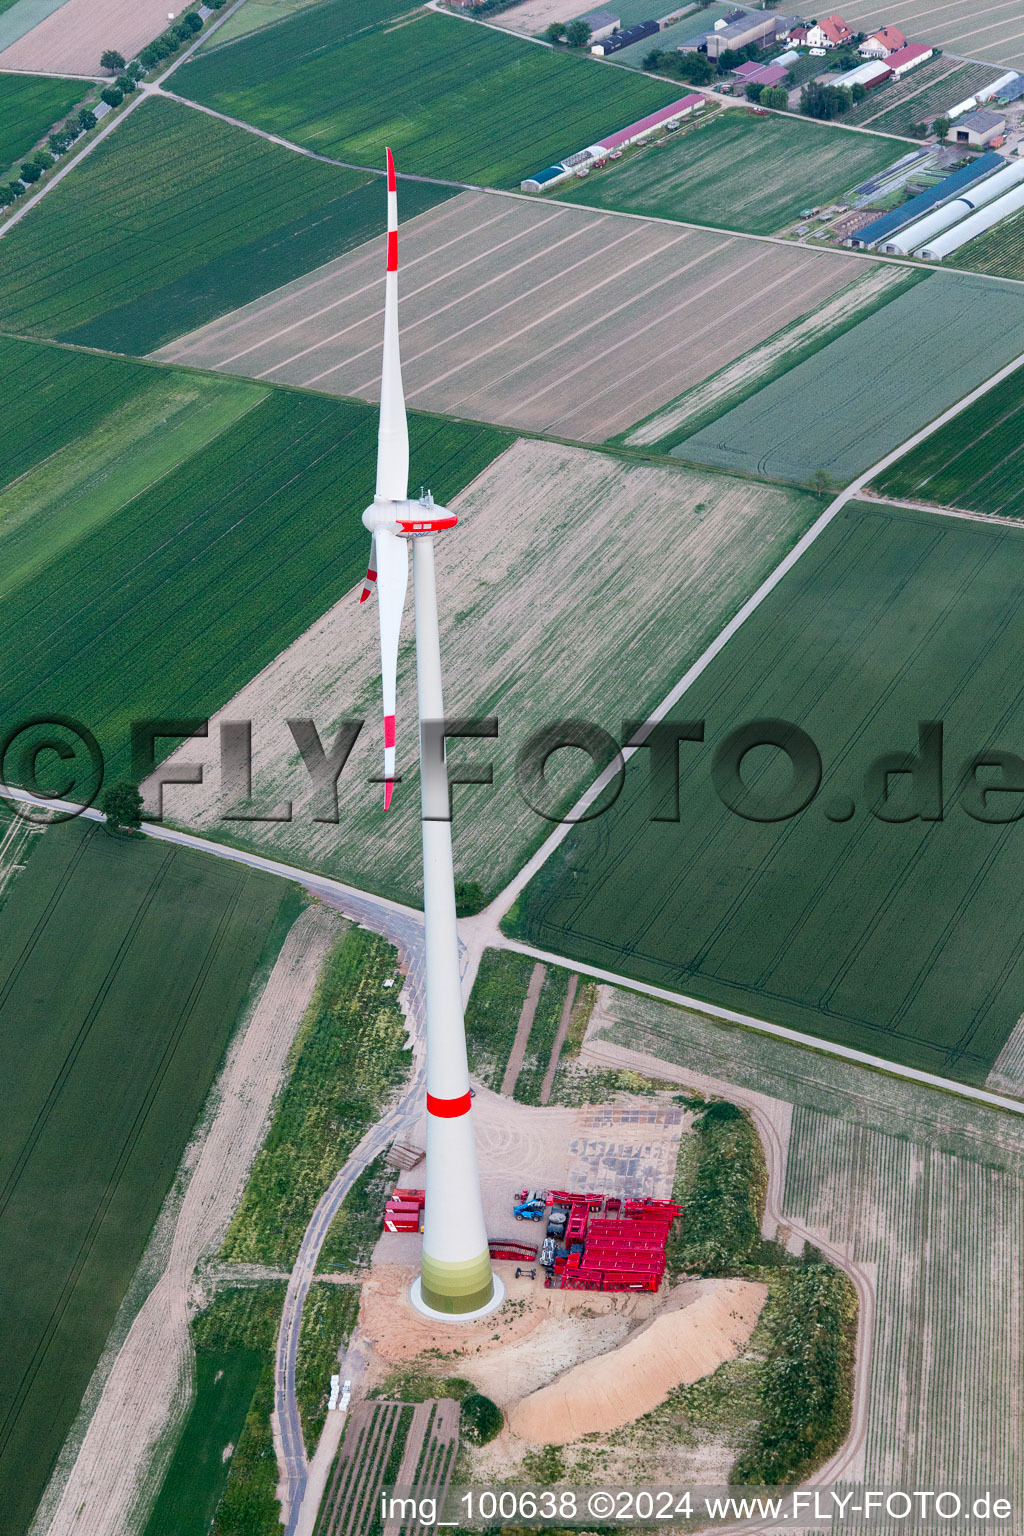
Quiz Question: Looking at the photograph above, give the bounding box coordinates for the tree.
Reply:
[116,73,137,93]
[100,48,125,70]
[78,107,97,130]
[565,17,591,47]
[745,81,763,101]
[800,80,852,120]
[100,86,123,107]
[642,47,662,69]
[851,81,866,103]
[19,161,41,184]
[810,468,834,498]
[454,881,484,917]
[544,19,564,41]
[672,49,715,84]
[102,781,143,834]
[460,1394,503,1446]
[762,85,789,109]
[933,115,950,142]
[32,150,54,171]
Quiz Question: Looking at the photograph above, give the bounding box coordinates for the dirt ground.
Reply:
[0,0,189,74]
[155,190,859,441]
[491,0,584,32]
[35,906,343,1536]
[510,1277,767,1443]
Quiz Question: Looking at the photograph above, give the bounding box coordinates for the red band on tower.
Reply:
[384,714,396,748]
[427,1091,472,1118]
[387,230,398,272]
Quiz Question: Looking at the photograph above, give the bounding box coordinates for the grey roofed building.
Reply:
[579,8,620,40]
[956,108,1004,132]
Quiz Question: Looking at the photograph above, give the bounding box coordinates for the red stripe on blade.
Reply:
[427,1091,471,1118]
[384,779,394,810]
[386,230,398,271]
[386,146,396,192]
[384,714,396,748]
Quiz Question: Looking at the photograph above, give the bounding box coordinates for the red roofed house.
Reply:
[859,25,907,57]
[806,14,853,48]
[885,41,933,77]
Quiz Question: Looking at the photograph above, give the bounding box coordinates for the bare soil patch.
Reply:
[0,0,181,73]
[509,1278,767,1443]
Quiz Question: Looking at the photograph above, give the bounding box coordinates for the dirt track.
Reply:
[36,905,342,1536]
[0,0,185,73]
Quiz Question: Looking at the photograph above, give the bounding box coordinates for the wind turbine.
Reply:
[360,149,502,1320]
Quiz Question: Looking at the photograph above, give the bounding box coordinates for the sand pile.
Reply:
[509,1279,767,1444]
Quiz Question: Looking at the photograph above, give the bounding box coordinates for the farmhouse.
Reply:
[579,9,620,43]
[953,108,1006,147]
[884,42,933,79]
[859,25,907,58]
[806,15,852,49]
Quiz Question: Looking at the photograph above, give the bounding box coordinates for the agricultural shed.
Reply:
[591,18,657,53]
[705,10,776,58]
[998,75,1024,104]
[742,62,788,86]
[917,181,1024,260]
[832,58,890,90]
[880,157,1024,254]
[885,43,933,79]
[850,151,1003,246]
[593,93,703,149]
[953,108,1005,148]
[520,163,570,191]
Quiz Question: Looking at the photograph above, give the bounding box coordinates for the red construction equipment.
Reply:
[489,1238,538,1262]
[383,1187,425,1233]
[543,1192,681,1293]
[393,1188,425,1206]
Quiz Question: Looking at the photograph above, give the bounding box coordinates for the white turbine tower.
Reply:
[360,149,503,1320]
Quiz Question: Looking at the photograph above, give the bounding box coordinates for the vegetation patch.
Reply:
[222,927,411,1266]
[175,7,681,188]
[460,1393,503,1446]
[669,1101,768,1276]
[563,110,901,235]
[514,966,573,1105]
[295,1282,360,1450]
[0,822,287,1536]
[948,206,1024,288]
[464,949,537,1090]
[0,95,454,352]
[318,1155,394,1273]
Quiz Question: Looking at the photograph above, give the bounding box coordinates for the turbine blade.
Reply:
[374,526,408,808]
[376,147,409,505]
[359,533,377,604]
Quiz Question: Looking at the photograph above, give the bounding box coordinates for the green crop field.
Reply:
[676,271,1024,484]
[948,206,1024,284]
[0,95,454,353]
[508,499,1024,1086]
[175,7,681,187]
[0,818,288,1536]
[0,337,508,790]
[562,110,902,234]
[201,0,413,51]
[0,71,85,175]
[874,359,1024,513]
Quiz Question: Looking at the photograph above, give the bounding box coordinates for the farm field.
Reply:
[622,264,923,449]
[0,0,70,53]
[677,271,1024,484]
[873,357,1024,513]
[0,336,506,786]
[0,818,287,1536]
[0,70,83,174]
[508,499,1024,1085]
[0,0,186,72]
[841,58,1002,132]
[150,438,822,906]
[174,7,681,188]
[197,0,354,50]
[836,0,1024,70]
[562,111,904,235]
[0,95,454,353]
[947,206,1024,284]
[157,190,865,442]
[597,985,1024,1504]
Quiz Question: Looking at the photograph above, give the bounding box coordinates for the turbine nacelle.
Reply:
[362,493,458,539]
